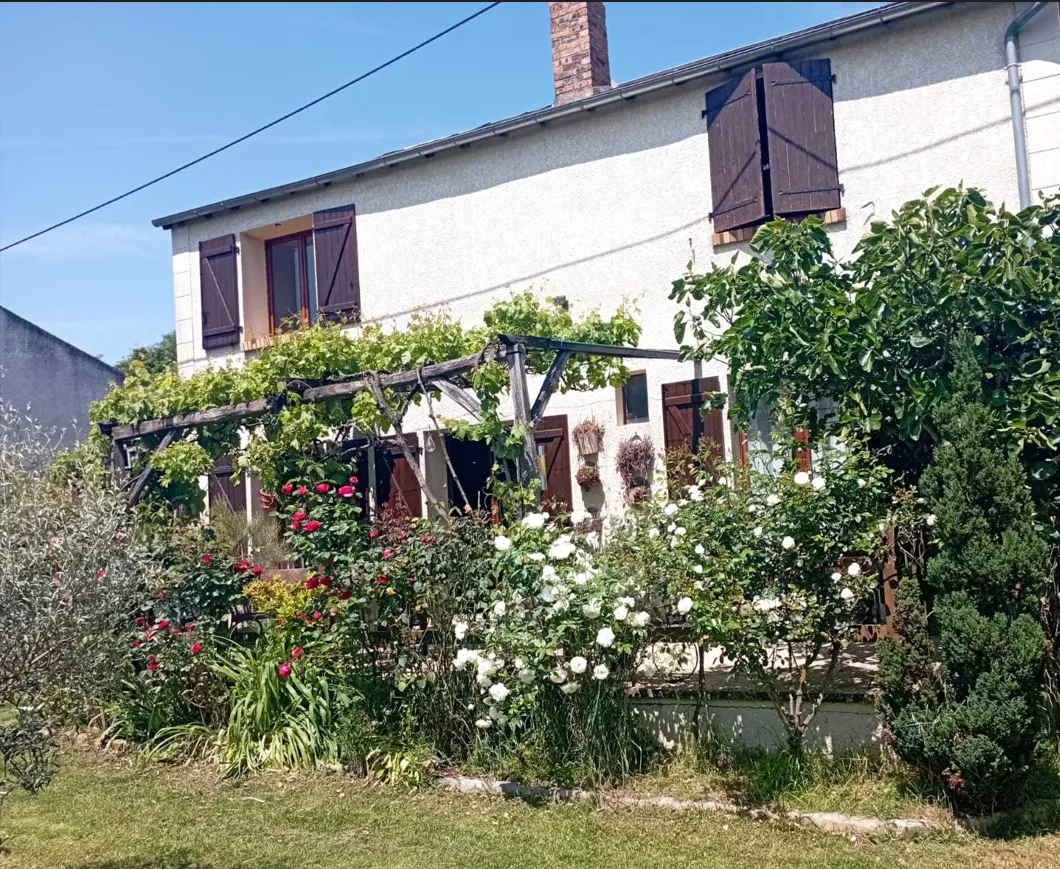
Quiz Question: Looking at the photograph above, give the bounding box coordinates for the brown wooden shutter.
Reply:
[535,415,572,515]
[375,433,422,518]
[762,59,840,215]
[705,70,767,232]
[208,456,246,516]
[662,377,725,459]
[312,204,360,323]
[199,235,240,349]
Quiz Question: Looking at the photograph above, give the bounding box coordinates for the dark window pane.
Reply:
[623,373,649,424]
[268,239,302,331]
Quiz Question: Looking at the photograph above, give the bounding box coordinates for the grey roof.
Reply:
[153,1,953,230]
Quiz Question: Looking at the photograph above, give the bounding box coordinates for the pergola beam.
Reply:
[497,334,682,361]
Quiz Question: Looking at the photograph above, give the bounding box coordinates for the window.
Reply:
[267,231,316,332]
[621,372,649,424]
[705,59,840,233]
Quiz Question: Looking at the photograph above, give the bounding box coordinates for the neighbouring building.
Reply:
[0,305,124,446]
[153,0,1059,524]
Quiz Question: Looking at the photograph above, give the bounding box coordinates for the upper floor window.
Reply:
[267,230,317,332]
[705,59,840,234]
[620,372,649,424]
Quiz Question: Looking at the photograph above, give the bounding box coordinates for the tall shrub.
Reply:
[878,343,1050,813]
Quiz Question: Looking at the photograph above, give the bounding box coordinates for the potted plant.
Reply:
[572,418,605,456]
[576,465,601,490]
[617,436,655,502]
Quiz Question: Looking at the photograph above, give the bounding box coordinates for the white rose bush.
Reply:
[604,438,890,753]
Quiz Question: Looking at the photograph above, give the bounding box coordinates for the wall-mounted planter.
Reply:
[259,489,278,511]
[576,466,601,490]
[572,419,605,456]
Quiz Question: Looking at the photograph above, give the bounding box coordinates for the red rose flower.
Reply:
[375,576,388,586]
[369,528,378,539]
[171,628,181,636]
[251,565,263,576]
[135,617,146,627]
[190,643,203,656]
[337,485,355,498]
[293,511,307,522]
[278,662,292,679]
[338,590,351,600]
[349,476,359,485]
[304,520,322,533]
[382,549,393,559]
[147,660,159,671]
[297,486,308,496]
[305,577,320,590]
[291,647,304,660]
[234,559,251,571]
[201,554,213,564]
[185,624,195,633]
[313,611,323,620]
[157,620,171,630]
[291,519,302,531]
[315,483,331,494]
[132,640,141,649]
[319,576,331,586]
[281,483,294,495]
[295,611,305,619]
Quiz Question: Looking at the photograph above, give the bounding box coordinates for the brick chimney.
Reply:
[550,2,611,105]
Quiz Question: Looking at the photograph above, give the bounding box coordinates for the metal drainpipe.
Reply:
[1007,2,1051,209]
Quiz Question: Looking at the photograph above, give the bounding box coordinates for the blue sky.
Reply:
[0,1,880,363]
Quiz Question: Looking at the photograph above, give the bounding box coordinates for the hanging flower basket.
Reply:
[572,418,605,456]
[259,488,279,511]
[576,466,601,490]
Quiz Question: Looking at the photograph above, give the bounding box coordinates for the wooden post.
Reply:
[507,342,542,501]
[530,350,571,422]
[126,429,177,508]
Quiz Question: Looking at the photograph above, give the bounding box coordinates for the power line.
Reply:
[0,2,502,254]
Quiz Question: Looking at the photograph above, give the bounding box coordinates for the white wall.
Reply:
[1019,2,1060,201]
[169,2,1033,521]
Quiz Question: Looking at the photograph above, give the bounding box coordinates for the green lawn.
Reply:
[3,752,1060,869]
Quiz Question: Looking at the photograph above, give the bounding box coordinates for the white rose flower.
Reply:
[793,471,811,486]
[613,605,629,622]
[675,526,687,537]
[648,528,660,540]
[694,543,705,556]
[453,648,479,669]
[593,664,610,681]
[676,596,693,615]
[693,564,703,574]
[569,656,588,675]
[549,668,567,684]
[475,718,492,730]
[527,552,546,562]
[618,596,636,608]
[488,705,506,723]
[493,535,512,552]
[667,523,677,533]
[596,627,616,648]
[492,600,507,618]
[631,611,650,628]
[582,600,602,618]
[518,669,535,684]
[766,494,782,506]
[753,596,780,613]
[752,526,763,538]
[488,683,510,703]
[453,620,469,641]
[521,512,547,530]
[688,485,703,502]
[670,536,680,549]
[476,673,493,689]
[571,509,592,526]
[549,538,576,561]
[540,585,558,603]
[476,658,495,677]
[678,499,688,507]
[856,478,867,488]
[831,572,842,582]
[847,562,862,577]
[541,565,559,582]
[781,536,795,550]
[561,682,580,695]
[812,476,826,490]
[840,587,855,602]
[926,514,937,527]
[664,502,679,517]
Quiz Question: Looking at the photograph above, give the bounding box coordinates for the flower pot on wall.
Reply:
[576,466,601,490]
[572,419,605,457]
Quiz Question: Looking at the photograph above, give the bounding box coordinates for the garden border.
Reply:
[438,774,956,840]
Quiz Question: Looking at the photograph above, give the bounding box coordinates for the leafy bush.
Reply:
[878,343,1050,814]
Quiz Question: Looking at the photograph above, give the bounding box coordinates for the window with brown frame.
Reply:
[266,230,317,333]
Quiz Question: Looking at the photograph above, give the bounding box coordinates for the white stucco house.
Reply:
[154,1,1060,531]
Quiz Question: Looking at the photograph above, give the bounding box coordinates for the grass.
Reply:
[3,750,1060,869]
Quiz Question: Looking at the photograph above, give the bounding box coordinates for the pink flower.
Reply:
[234,560,251,571]
[251,565,263,576]
[382,549,393,559]
[190,643,203,656]
[313,611,323,620]
[291,647,304,660]
[147,660,159,671]
[278,662,292,679]
[97,568,107,578]
[315,483,331,494]
[132,640,140,649]
[303,520,322,533]
[185,624,195,633]
[293,511,307,522]
[135,617,146,627]
[157,620,171,630]
[281,483,294,495]
[201,554,213,564]
[369,528,378,539]
[291,519,302,531]
[349,476,359,485]
[337,485,355,498]
[296,486,308,496]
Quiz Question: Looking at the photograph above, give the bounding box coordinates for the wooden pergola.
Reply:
[99,334,682,508]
